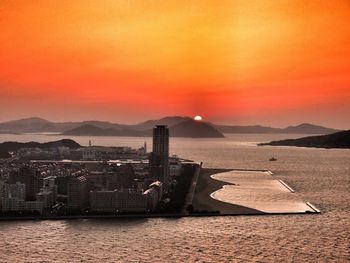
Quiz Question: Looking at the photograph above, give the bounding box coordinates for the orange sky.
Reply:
[0,0,349,128]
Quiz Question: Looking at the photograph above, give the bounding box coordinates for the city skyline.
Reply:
[1,1,349,129]
[0,126,174,216]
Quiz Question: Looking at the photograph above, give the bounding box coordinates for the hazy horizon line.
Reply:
[0,115,347,130]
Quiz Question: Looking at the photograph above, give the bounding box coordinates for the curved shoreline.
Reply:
[192,168,264,214]
[207,170,320,214]
[209,171,270,212]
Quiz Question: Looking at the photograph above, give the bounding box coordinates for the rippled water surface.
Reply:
[0,134,349,262]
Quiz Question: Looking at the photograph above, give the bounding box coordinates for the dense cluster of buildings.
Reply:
[16,143,147,161]
[0,125,188,216]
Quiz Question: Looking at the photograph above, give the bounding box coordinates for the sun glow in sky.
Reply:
[194,116,202,121]
[0,0,349,128]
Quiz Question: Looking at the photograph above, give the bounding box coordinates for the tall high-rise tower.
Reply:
[150,125,169,185]
[144,141,147,154]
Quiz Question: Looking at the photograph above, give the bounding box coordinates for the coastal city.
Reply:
[0,125,200,217]
[1,1,349,261]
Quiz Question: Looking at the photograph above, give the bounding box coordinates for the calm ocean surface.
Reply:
[0,134,349,262]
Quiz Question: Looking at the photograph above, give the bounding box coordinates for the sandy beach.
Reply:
[211,170,317,213]
[192,168,263,214]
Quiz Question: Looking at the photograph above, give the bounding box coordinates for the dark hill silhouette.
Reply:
[0,117,133,133]
[169,119,224,138]
[136,116,192,130]
[214,123,339,134]
[259,130,350,149]
[0,139,81,158]
[63,124,119,136]
[214,124,282,134]
[283,123,339,134]
[62,125,144,136]
[63,120,225,138]
[0,117,57,133]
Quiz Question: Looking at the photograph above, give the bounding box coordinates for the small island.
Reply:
[259,130,350,149]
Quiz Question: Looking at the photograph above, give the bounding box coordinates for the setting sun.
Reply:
[194,116,202,121]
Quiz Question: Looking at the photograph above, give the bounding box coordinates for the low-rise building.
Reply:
[24,201,43,214]
[90,190,116,213]
[90,188,158,213]
[8,182,26,200]
[169,160,183,177]
[149,181,163,201]
[1,198,43,214]
[36,190,54,208]
[1,198,24,212]
[143,188,159,211]
[115,189,148,212]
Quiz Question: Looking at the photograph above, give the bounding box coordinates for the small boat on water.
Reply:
[269,157,277,161]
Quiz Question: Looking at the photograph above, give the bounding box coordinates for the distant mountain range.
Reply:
[259,130,350,149]
[0,116,341,138]
[214,123,340,134]
[63,119,224,138]
[63,125,146,137]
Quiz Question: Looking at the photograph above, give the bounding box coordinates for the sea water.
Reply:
[0,133,349,262]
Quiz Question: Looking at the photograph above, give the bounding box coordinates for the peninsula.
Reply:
[259,130,350,149]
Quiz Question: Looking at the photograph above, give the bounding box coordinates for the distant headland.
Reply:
[259,130,350,149]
